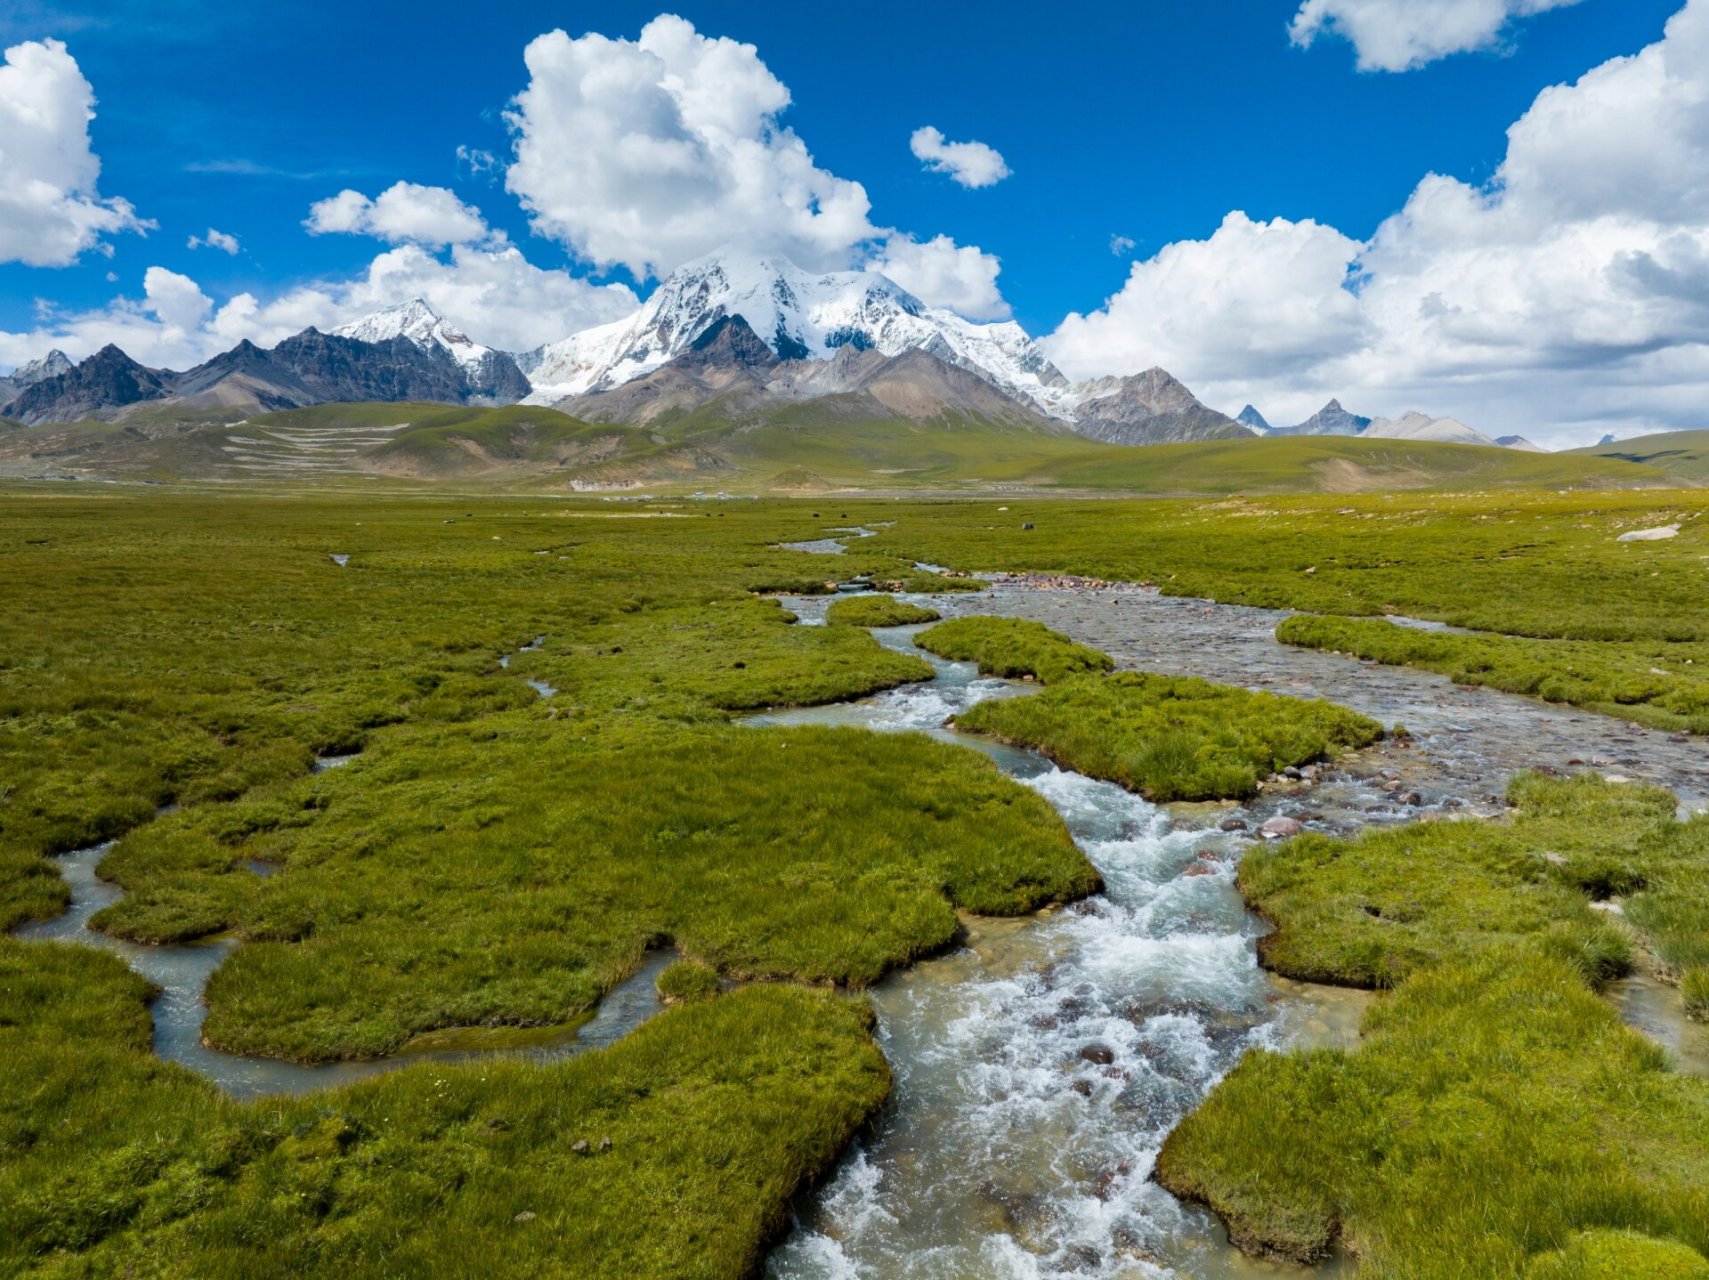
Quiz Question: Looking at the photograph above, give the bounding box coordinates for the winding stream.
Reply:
[753,556,1709,1279]
[8,633,664,1100]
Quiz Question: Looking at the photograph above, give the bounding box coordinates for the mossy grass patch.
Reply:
[954,670,1381,803]
[914,616,1113,684]
[823,594,941,628]
[0,940,890,1280]
[1159,776,1709,1273]
[1278,614,1709,735]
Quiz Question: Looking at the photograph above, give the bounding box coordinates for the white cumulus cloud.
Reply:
[1046,212,1365,384]
[909,126,1010,189]
[505,15,876,279]
[0,244,640,372]
[873,234,1010,321]
[187,227,239,254]
[0,38,150,266]
[306,181,492,248]
[1290,0,1582,72]
[1051,0,1709,445]
[500,14,1005,318]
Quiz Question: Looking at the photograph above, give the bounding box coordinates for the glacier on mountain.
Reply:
[514,251,1073,415]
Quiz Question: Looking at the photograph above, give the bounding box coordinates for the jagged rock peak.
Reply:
[686,314,780,369]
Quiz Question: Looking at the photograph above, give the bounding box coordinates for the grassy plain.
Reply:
[865,489,1709,730]
[5,485,1708,1278]
[1159,776,1709,1274]
[0,488,1111,1275]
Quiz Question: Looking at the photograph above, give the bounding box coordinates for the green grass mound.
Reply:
[1278,615,1709,735]
[1242,773,1708,993]
[1524,1231,1709,1280]
[954,671,1382,802]
[1159,776,1709,1273]
[824,594,941,628]
[0,941,889,1280]
[92,719,1095,1061]
[1158,945,1709,1272]
[914,616,1114,684]
[657,959,721,1003]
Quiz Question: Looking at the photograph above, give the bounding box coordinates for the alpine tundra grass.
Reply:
[1158,776,1709,1274]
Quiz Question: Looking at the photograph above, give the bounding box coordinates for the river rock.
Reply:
[1398,791,1424,806]
[1079,1043,1116,1065]
[1260,817,1304,839]
[1218,817,1248,832]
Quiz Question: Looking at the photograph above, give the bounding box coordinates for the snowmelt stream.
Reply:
[755,607,1365,1279]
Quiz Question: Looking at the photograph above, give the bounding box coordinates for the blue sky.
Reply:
[2,0,1706,442]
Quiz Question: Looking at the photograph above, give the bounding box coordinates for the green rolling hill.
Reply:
[1571,428,1709,484]
[0,398,1679,495]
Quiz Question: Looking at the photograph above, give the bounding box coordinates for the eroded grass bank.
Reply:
[1159,775,1709,1275]
[1277,614,1709,735]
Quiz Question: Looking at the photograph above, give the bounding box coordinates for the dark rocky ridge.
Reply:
[1,330,532,425]
[1068,368,1254,445]
[1264,398,1373,437]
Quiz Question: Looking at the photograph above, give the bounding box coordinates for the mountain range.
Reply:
[1,249,1535,454]
[1242,398,1540,451]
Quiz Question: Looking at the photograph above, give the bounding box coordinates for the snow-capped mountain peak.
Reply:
[333,299,490,369]
[518,249,1070,413]
[331,298,530,404]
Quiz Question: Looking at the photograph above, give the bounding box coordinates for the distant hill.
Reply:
[1570,428,1709,484]
[0,399,1673,495]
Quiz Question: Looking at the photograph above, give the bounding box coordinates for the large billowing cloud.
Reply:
[1048,213,1365,384]
[502,14,1005,316]
[0,38,150,266]
[0,243,640,371]
[1290,0,1582,72]
[1049,0,1709,444]
[505,15,876,278]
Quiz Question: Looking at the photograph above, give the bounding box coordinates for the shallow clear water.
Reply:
[756,609,1373,1278]
[757,569,1709,1278]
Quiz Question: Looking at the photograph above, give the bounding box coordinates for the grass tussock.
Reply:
[1278,614,1709,735]
[657,959,722,1003]
[914,616,1114,684]
[0,940,890,1280]
[823,594,941,628]
[954,671,1382,802]
[1159,775,1709,1275]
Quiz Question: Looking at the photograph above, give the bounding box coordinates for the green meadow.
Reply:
[1159,776,1709,1274]
[3,484,1708,1278]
